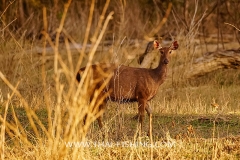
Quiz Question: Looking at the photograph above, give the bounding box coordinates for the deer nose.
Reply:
[164,59,169,64]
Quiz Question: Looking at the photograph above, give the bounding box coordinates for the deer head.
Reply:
[159,41,178,64]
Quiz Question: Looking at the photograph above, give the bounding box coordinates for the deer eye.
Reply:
[169,50,172,54]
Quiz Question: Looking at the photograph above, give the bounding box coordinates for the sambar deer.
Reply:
[76,40,179,134]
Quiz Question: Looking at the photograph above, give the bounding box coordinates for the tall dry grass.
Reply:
[0,0,116,159]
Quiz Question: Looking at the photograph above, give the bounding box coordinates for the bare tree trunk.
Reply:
[140,51,157,68]
[1,0,6,22]
[18,0,25,27]
[184,0,189,30]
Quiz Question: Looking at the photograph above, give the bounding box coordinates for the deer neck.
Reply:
[152,60,168,85]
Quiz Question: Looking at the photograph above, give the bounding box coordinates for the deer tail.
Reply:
[76,72,81,82]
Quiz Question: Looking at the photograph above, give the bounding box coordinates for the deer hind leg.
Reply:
[96,101,106,129]
[145,103,152,116]
[96,102,106,139]
[97,116,103,128]
[84,93,106,131]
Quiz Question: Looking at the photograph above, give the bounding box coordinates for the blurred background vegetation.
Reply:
[0,0,239,43]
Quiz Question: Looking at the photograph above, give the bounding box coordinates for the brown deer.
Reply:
[76,40,179,133]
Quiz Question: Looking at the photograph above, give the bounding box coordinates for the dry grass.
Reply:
[0,0,240,159]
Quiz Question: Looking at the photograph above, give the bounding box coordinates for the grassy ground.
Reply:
[1,106,240,159]
[2,106,239,140]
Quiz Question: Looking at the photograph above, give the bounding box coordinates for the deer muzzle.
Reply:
[164,59,169,64]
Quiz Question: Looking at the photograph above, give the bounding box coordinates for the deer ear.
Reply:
[153,40,161,49]
[170,41,179,50]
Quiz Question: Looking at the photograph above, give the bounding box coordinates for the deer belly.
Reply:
[108,94,137,103]
[108,87,137,102]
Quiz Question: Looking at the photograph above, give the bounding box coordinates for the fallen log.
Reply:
[185,49,240,78]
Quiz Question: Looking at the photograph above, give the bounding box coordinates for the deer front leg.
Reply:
[132,102,152,120]
[138,99,147,134]
[146,103,153,137]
